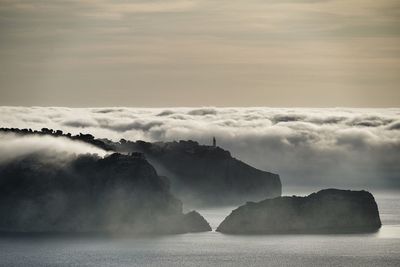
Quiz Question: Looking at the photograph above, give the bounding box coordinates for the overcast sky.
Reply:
[0,0,399,107]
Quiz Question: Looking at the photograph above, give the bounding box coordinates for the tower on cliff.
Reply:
[212,136,216,147]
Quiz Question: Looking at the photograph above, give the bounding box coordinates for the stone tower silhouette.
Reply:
[212,136,216,147]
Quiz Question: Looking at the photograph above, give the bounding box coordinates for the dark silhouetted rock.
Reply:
[217,189,381,234]
[0,152,210,234]
[182,211,212,232]
[116,140,282,206]
[0,128,282,206]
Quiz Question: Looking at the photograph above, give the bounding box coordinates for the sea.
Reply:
[0,187,399,267]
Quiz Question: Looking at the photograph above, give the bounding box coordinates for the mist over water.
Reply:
[0,188,399,267]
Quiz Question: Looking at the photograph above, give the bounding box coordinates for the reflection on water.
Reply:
[0,189,399,267]
[377,225,400,239]
[196,206,235,230]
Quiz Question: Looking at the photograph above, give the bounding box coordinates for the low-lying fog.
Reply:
[0,107,399,189]
[0,133,107,164]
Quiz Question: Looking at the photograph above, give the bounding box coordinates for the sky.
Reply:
[1,107,399,188]
[0,0,399,107]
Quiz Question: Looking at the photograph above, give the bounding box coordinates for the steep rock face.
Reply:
[116,140,282,206]
[0,152,210,234]
[217,189,381,234]
[0,128,282,206]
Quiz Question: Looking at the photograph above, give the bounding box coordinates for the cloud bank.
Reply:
[0,132,107,163]
[0,107,399,189]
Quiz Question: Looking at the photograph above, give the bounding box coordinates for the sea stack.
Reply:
[217,189,382,234]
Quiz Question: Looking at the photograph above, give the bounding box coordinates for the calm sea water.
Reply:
[1,189,399,267]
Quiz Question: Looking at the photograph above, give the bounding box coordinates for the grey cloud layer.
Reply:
[1,107,399,189]
[1,1,399,107]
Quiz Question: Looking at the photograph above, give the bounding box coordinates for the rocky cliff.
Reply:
[0,128,282,206]
[217,189,381,234]
[0,152,211,234]
[116,140,282,206]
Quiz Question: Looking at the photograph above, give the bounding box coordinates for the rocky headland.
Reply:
[0,128,282,206]
[116,139,282,205]
[0,152,211,234]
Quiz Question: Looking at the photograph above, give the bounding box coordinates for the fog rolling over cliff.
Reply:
[1,107,399,189]
[0,128,282,208]
[115,140,281,206]
[0,134,211,233]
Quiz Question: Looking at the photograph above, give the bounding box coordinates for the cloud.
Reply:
[272,114,306,123]
[105,120,164,132]
[387,120,400,130]
[188,108,218,116]
[63,118,98,128]
[0,107,399,189]
[0,132,107,163]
